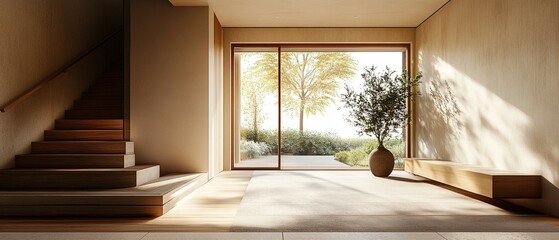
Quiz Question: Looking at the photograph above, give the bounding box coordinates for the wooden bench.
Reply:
[404,158,541,198]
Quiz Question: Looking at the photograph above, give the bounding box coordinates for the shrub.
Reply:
[334,151,350,164]
[335,146,369,167]
[240,127,405,163]
[241,128,365,155]
[241,128,275,144]
[240,140,271,158]
[334,138,404,167]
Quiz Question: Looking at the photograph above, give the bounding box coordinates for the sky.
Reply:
[240,51,404,139]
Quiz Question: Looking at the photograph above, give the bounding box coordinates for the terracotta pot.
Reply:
[368,144,395,177]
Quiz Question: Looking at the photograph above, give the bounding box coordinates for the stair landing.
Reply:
[0,173,208,217]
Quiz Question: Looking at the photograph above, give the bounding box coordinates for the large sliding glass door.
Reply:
[232,44,410,170]
[233,46,280,169]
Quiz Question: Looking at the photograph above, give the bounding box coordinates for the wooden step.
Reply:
[73,99,123,109]
[15,154,135,168]
[106,70,123,75]
[92,80,123,86]
[89,83,124,89]
[0,173,207,217]
[55,119,123,130]
[86,87,124,94]
[83,91,123,98]
[85,88,124,95]
[32,141,133,154]
[0,165,160,189]
[45,130,123,141]
[101,72,124,77]
[98,78,123,82]
[79,95,123,102]
[82,89,123,96]
[0,206,160,217]
[88,82,123,88]
[89,83,124,90]
[82,91,124,99]
[88,87,123,93]
[65,109,123,119]
[72,106,123,112]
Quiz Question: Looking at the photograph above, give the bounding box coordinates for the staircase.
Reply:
[0,67,207,217]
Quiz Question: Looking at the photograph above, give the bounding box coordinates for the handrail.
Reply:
[0,28,123,113]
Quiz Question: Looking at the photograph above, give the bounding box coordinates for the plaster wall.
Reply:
[130,0,210,174]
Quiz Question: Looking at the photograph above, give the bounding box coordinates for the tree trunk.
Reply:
[253,105,258,140]
[299,105,304,134]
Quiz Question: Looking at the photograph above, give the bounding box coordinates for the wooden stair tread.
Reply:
[0,66,192,216]
[45,130,123,141]
[65,109,123,119]
[15,154,134,168]
[2,165,155,172]
[82,91,123,96]
[0,173,208,217]
[73,99,123,109]
[17,153,134,157]
[0,173,205,199]
[0,165,160,189]
[78,95,123,100]
[32,141,133,154]
[83,90,124,95]
[92,79,123,83]
[72,106,124,111]
[66,109,123,113]
[55,119,123,130]
[404,158,541,198]
[88,87,123,91]
[0,206,161,217]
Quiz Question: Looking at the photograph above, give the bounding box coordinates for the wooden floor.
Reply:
[0,171,252,232]
[0,170,558,232]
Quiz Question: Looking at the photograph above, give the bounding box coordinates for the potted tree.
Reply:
[341,66,421,177]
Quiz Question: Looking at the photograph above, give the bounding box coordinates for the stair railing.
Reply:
[0,28,123,113]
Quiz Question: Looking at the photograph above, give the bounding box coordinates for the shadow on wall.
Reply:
[416,51,559,216]
[417,67,463,160]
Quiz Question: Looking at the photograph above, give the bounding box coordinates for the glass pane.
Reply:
[234,47,279,168]
[280,50,405,170]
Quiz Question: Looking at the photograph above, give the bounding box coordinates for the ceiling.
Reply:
[169,0,449,27]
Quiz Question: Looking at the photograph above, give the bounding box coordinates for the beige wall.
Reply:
[210,14,224,177]
[222,27,416,170]
[0,0,123,169]
[130,0,210,175]
[415,0,559,216]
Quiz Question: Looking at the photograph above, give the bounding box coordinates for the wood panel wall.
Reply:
[415,0,559,216]
[0,0,123,169]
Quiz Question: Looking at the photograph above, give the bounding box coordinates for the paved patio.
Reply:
[235,155,355,169]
